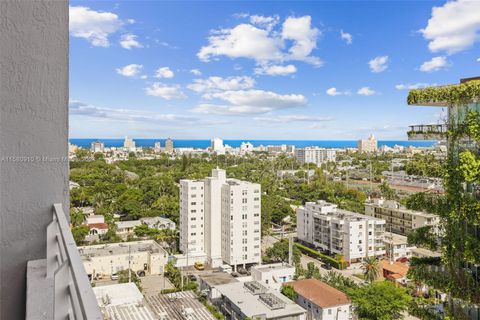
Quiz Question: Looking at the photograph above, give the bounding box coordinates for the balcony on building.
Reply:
[407,124,448,141]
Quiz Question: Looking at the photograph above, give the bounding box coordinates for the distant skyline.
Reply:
[70,0,480,139]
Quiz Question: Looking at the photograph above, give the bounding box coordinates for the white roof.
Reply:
[215,281,306,318]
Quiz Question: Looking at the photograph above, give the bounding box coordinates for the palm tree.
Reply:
[362,256,380,283]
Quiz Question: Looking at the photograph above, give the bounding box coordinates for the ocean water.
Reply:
[70,139,437,149]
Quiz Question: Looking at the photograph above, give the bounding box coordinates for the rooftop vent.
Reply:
[244,281,268,295]
[258,293,286,310]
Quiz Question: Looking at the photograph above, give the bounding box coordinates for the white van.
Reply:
[219,264,232,274]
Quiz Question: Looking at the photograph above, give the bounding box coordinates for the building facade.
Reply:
[123,136,136,151]
[357,134,378,153]
[251,263,295,291]
[364,199,439,236]
[78,240,168,278]
[295,147,336,166]
[297,201,386,262]
[211,137,225,154]
[165,137,174,153]
[90,141,104,153]
[180,169,261,268]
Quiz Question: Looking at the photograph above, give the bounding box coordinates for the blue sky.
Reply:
[69,0,480,140]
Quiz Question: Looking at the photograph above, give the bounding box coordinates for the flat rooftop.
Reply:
[146,290,216,320]
[215,281,306,318]
[198,272,238,286]
[252,262,294,273]
[93,283,157,320]
[383,232,409,245]
[78,240,167,259]
[365,200,438,218]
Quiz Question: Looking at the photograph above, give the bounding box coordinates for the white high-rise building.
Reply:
[154,141,161,152]
[297,200,386,262]
[90,141,104,153]
[179,180,205,255]
[210,137,224,154]
[204,168,226,267]
[295,147,336,166]
[123,136,136,151]
[179,169,261,268]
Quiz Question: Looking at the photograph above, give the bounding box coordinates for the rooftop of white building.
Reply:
[365,198,438,219]
[302,200,385,223]
[251,262,294,273]
[215,281,306,318]
[78,240,167,259]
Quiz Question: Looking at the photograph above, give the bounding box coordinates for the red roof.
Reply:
[285,279,350,308]
[88,223,108,230]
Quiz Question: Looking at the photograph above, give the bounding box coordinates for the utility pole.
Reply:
[288,237,293,266]
[128,245,131,283]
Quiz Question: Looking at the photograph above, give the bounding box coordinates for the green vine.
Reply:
[407,80,480,106]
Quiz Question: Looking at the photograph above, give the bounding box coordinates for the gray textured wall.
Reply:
[0,1,68,318]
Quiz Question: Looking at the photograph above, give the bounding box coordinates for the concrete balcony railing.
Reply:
[407,124,448,140]
[26,204,102,320]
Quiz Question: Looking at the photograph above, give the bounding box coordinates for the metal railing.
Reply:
[407,124,448,140]
[47,203,102,320]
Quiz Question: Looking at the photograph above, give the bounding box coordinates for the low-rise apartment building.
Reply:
[251,263,295,291]
[365,198,439,236]
[215,281,307,320]
[78,240,168,279]
[286,279,352,320]
[384,232,416,260]
[297,201,386,262]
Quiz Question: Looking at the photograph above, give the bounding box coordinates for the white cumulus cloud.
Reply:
[340,30,353,44]
[155,67,175,79]
[249,15,280,31]
[197,15,321,66]
[357,87,376,96]
[119,34,143,49]
[395,83,435,90]
[69,6,124,47]
[116,64,143,77]
[70,99,197,123]
[419,56,448,72]
[193,89,306,115]
[421,0,480,54]
[190,69,202,76]
[254,64,297,76]
[254,115,332,123]
[188,76,255,93]
[368,56,389,73]
[145,83,186,100]
[326,87,351,96]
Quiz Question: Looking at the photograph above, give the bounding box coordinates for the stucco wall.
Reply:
[0,1,68,318]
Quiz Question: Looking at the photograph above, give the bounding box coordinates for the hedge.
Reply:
[407,80,480,106]
[295,242,346,270]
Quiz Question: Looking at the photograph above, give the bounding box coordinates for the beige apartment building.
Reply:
[365,198,439,236]
[357,134,378,152]
[78,240,168,279]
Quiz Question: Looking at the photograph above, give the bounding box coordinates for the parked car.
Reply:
[136,270,146,277]
[323,263,332,270]
[237,267,248,275]
[188,274,197,281]
[110,273,119,280]
[194,262,205,270]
